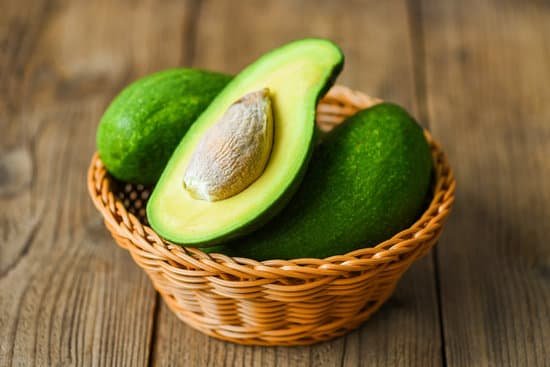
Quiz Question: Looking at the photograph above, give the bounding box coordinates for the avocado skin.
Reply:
[97,69,232,185]
[208,103,433,260]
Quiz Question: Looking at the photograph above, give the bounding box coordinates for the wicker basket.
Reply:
[87,85,455,346]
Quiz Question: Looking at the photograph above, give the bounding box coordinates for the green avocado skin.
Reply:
[207,103,433,260]
[97,69,232,185]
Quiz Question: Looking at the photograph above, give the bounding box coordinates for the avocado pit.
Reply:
[183,88,274,201]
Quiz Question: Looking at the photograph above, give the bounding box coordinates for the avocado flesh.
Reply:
[209,103,433,260]
[97,68,232,185]
[147,39,344,246]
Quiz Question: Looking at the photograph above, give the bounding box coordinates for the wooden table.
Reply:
[1,0,549,366]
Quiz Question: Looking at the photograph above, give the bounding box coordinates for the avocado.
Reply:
[147,39,344,246]
[97,68,232,185]
[209,103,433,260]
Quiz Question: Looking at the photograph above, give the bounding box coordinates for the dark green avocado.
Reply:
[97,68,231,184]
[208,103,433,260]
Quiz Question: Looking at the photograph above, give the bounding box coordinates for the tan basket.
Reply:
[87,85,455,346]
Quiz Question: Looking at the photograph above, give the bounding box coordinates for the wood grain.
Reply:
[0,0,196,365]
[418,0,550,365]
[150,1,442,366]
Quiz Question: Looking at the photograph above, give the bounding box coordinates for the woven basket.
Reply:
[87,85,455,346]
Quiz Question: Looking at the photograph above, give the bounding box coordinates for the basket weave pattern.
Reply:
[88,86,455,346]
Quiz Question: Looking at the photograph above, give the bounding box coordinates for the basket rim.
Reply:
[87,85,455,276]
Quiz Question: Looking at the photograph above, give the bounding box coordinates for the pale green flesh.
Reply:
[147,39,343,244]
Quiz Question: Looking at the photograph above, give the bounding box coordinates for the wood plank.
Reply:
[419,0,550,365]
[151,1,442,366]
[0,0,197,365]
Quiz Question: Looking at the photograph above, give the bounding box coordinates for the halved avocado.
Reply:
[147,38,344,246]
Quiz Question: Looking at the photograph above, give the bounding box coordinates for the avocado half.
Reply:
[147,38,344,246]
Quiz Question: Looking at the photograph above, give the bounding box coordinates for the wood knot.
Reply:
[0,147,33,197]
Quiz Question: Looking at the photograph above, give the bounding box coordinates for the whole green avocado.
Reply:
[207,103,433,260]
[97,69,231,184]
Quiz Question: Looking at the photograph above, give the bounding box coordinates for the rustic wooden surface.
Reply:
[0,0,548,366]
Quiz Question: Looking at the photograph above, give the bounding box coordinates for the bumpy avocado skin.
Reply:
[208,103,433,260]
[97,69,231,185]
